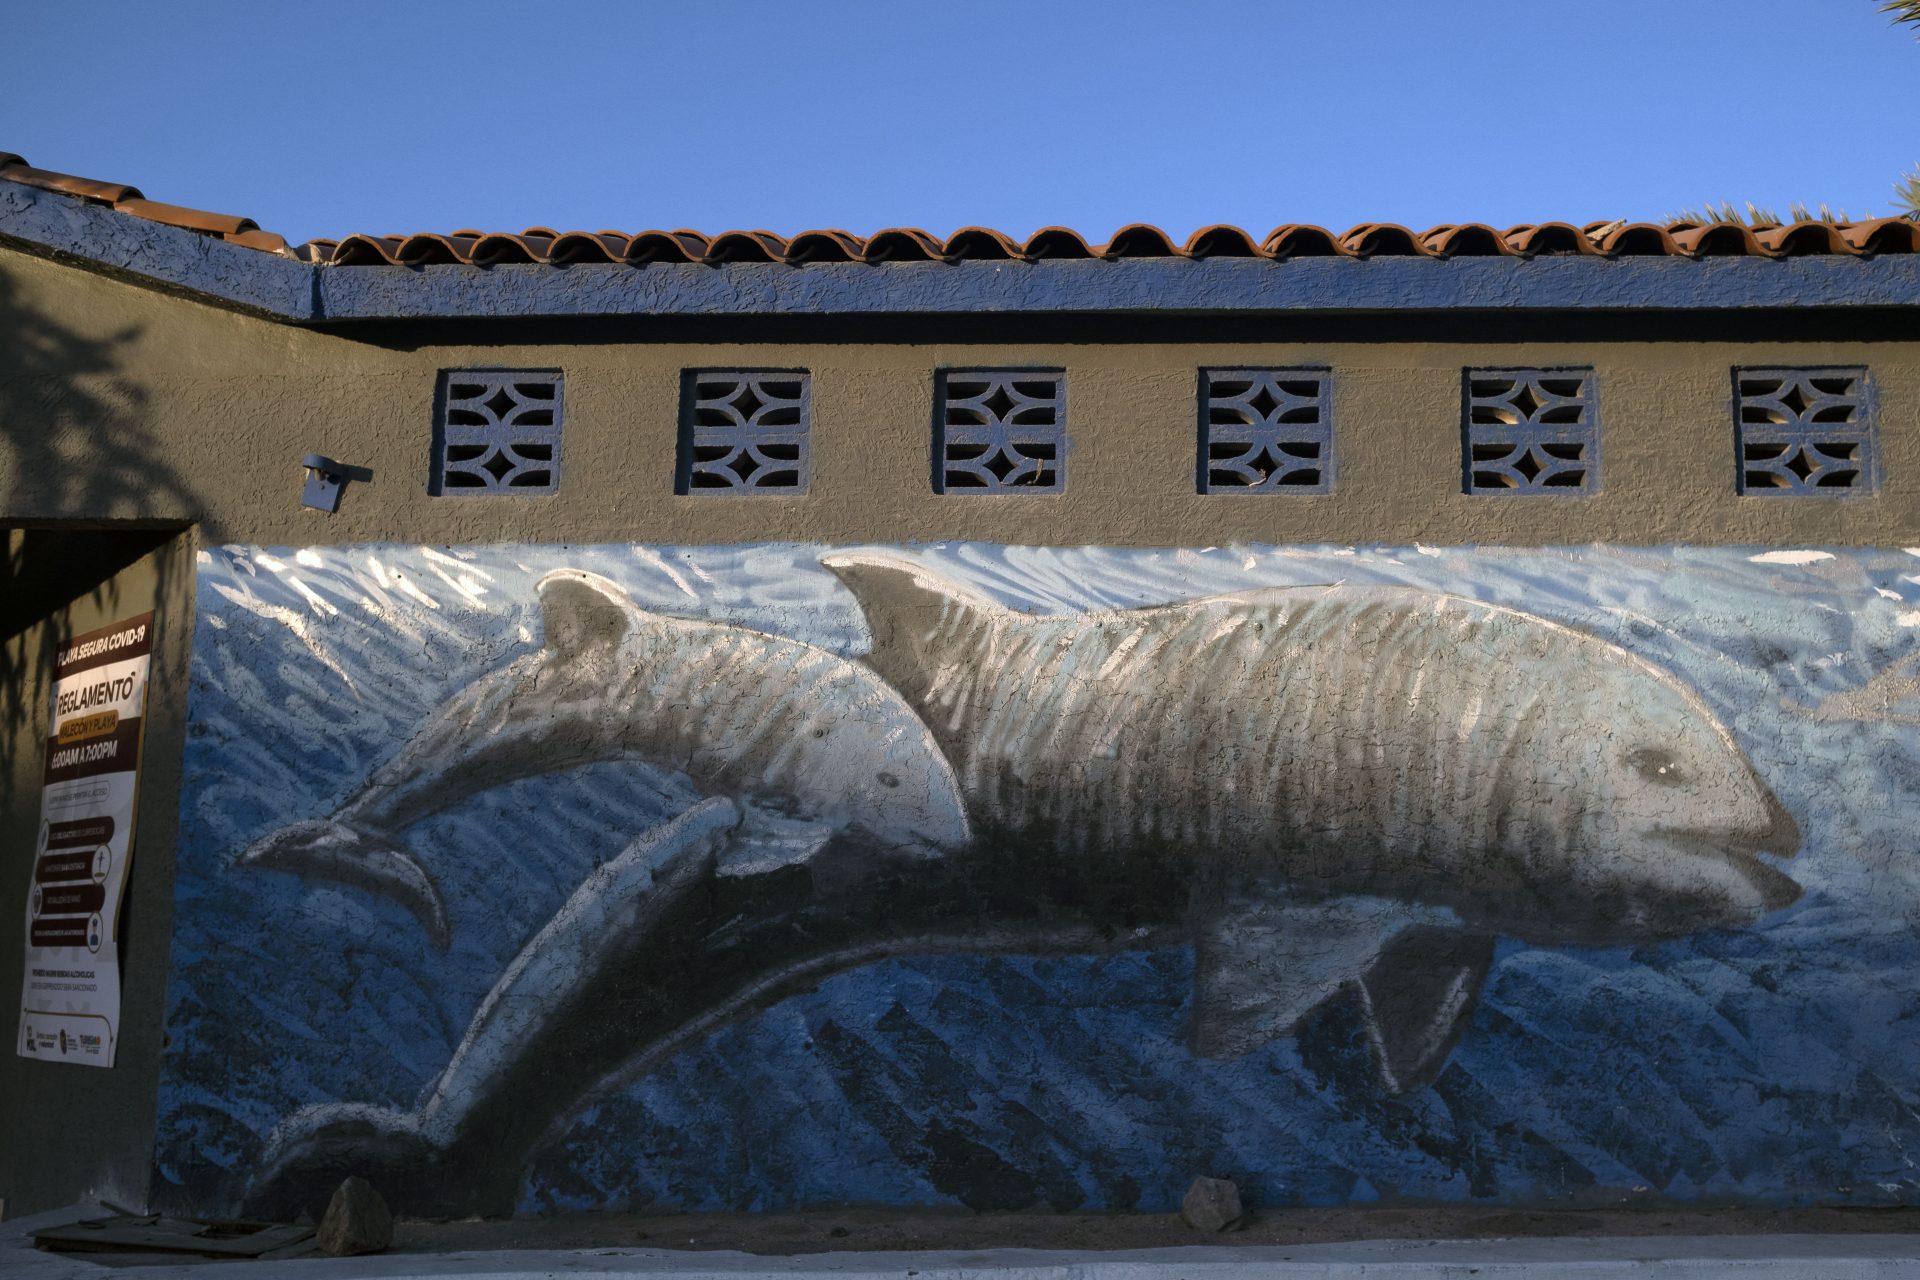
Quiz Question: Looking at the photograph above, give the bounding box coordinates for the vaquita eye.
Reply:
[1627,748,1684,785]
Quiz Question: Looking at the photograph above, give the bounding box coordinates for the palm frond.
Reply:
[1896,165,1920,218]
[1665,202,1775,227]
[1884,0,1920,34]
[1664,201,1852,228]
[1788,202,1853,224]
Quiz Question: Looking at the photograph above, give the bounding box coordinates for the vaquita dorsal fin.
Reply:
[535,570,649,660]
[819,553,1003,701]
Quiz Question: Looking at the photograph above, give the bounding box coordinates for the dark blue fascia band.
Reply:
[6,178,1919,326]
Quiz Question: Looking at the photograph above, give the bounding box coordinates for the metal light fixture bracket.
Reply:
[301,454,345,513]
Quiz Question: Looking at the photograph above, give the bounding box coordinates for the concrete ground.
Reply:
[8,1202,1920,1279]
[393,1203,1920,1255]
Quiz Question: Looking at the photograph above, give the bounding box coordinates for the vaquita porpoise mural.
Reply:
[162,544,1920,1219]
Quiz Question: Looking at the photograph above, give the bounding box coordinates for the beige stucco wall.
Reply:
[5,245,1919,1218]
[4,246,1917,547]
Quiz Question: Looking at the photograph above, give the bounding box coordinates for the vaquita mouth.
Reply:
[1656,827,1804,914]
[1744,855,1803,913]
[1754,787,1802,858]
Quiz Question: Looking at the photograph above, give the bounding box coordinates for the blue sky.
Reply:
[8,0,1919,246]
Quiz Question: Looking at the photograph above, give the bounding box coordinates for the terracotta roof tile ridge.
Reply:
[8,149,1920,268]
[1,151,294,255]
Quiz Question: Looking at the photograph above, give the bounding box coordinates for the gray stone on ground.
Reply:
[1180,1175,1243,1232]
[316,1176,393,1257]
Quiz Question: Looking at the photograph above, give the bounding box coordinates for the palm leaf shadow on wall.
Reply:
[0,270,198,806]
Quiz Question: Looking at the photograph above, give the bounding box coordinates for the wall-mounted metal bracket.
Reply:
[300,454,358,513]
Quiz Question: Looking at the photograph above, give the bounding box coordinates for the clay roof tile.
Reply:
[861,228,944,263]
[1023,227,1095,259]
[111,198,254,237]
[327,234,405,265]
[1840,216,1920,254]
[1101,224,1178,258]
[943,226,1024,260]
[1421,224,1510,257]
[464,233,540,265]
[1341,223,1424,256]
[1669,222,1764,257]
[1183,224,1264,257]
[623,230,708,265]
[1755,221,1852,257]
[390,233,470,265]
[1596,222,1679,256]
[703,230,789,264]
[1262,225,1346,258]
[225,228,289,254]
[1505,222,1599,256]
[784,229,866,263]
[4,161,143,205]
[546,231,628,264]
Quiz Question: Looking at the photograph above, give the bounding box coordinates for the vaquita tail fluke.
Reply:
[240,1102,485,1221]
[237,819,450,950]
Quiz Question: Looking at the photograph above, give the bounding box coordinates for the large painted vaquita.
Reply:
[215,547,1805,1220]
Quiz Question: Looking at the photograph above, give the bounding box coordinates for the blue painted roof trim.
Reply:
[5,177,1919,325]
[0,176,315,317]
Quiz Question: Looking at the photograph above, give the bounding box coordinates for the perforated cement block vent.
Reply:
[1736,367,1878,496]
[935,370,1067,493]
[1462,368,1599,495]
[431,371,564,495]
[1200,369,1333,494]
[677,371,812,495]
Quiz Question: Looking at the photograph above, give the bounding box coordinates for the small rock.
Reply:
[830,1226,850,1238]
[316,1176,393,1257]
[1181,1176,1243,1232]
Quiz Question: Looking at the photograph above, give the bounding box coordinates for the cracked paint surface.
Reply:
[156,542,1920,1215]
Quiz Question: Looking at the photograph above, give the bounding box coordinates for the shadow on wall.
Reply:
[0,265,197,803]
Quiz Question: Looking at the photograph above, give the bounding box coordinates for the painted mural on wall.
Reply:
[160,543,1920,1218]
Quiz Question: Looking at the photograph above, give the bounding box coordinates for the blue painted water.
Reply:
[157,542,1920,1213]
